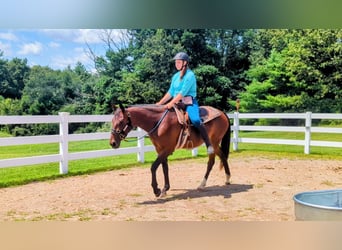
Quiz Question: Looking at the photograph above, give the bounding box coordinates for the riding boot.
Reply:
[197,124,214,155]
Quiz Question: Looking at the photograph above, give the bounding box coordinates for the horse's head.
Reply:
[110,104,133,149]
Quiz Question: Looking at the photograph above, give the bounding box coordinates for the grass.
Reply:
[239,130,342,142]
[0,131,11,137]
[0,137,206,188]
[236,131,342,158]
[0,131,341,188]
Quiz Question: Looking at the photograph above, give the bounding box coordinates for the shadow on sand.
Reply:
[139,183,253,205]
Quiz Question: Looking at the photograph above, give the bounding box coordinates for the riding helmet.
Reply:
[173,52,189,62]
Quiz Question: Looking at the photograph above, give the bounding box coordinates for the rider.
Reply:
[156,52,214,155]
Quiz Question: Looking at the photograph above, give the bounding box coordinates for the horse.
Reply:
[109,103,231,198]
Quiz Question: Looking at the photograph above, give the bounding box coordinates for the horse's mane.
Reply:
[128,104,165,112]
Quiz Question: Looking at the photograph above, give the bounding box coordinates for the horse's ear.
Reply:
[112,104,117,112]
[119,103,125,113]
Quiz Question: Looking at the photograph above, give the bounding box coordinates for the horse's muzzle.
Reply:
[110,141,119,149]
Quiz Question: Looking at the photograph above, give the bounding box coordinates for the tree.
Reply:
[0,55,30,99]
[206,30,255,100]
[194,64,232,110]
[0,96,22,115]
[95,29,184,105]
[74,61,91,82]
[0,55,10,98]
[132,29,183,98]
[240,29,342,113]
[21,66,82,115]
[89,29,257,110]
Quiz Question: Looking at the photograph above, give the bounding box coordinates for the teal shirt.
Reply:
[167,69,197,98]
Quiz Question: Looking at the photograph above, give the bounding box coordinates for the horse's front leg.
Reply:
[151,155,170,198]
[160,158,170,197]
[151,157,163,197]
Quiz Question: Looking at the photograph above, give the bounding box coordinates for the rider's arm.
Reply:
[165,93,183,109]
[156,92,172,105]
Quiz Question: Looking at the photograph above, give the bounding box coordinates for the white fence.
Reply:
[0,113,157,174]
[0,112,342,174]
[231,112,342,154]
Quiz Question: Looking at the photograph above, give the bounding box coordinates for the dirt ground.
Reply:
[0,156,341,221]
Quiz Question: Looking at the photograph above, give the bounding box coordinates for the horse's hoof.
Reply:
[159,190,167,198]
[197,179,207,191]
[154,188,161,197]
[225,175,231,185]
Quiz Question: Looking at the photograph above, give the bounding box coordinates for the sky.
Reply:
[0,29,123,72]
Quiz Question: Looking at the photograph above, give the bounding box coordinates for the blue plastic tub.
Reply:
[293,189,342,220]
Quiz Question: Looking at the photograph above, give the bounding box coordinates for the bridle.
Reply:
[111,111,133,141]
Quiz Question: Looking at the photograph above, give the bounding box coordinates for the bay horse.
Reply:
[110,104,231,198]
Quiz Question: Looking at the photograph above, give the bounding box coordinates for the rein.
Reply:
[115,109,169,142]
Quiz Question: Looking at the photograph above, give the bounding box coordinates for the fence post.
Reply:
[137,127,145,163]
[304,111,312,154]
[59,112,69,174]
[233,112,239,151]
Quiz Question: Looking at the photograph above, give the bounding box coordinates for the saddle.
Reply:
[173,105,222,149]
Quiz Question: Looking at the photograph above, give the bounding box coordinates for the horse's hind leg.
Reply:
[197,153,215,190]
[218,153,231,185]
[220,161,231,185]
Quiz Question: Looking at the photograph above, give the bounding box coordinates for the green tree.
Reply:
[0,96,22,115]
[194,64,232,109]
[206,30,255,102]
[21,66,82,115]
[74,61,91,82]
[132,29,183,99]
[241,29,342,113]
[0,55,30,99]
[0,54,10,98]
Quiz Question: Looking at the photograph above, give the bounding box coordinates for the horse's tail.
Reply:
[219,113,231,170]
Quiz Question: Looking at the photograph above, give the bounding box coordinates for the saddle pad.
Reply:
[199,106,222,124]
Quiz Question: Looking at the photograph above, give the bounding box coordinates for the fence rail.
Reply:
[1,112,341,174]
[231,112,342,154]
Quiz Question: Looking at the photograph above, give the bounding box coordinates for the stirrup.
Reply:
[207,145,214,155]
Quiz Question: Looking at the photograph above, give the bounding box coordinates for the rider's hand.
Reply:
[165,102,174,110]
